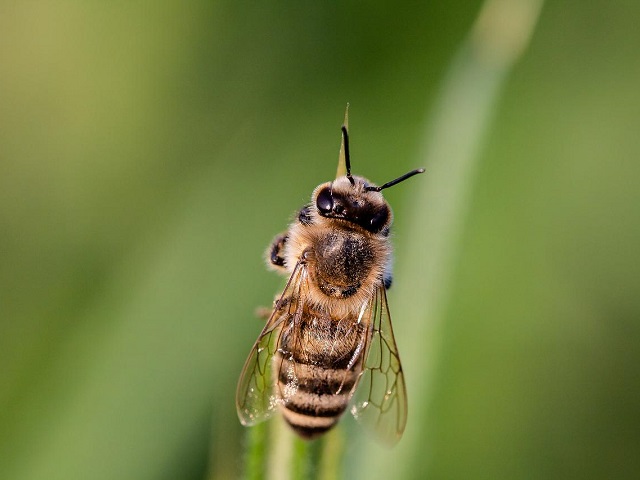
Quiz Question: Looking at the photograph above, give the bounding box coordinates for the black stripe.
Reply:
[284,419,335,439]
[287,348,358,370]
[277,366,357,395]
[284,398,347,418]
[278,319,366,370]
[298,375,357,396]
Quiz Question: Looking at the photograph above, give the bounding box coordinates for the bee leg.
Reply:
[298,204,313,225]
[254,306,272,320]
[383,272,393,290]
[266,232,288,271]
[255,292,291,321]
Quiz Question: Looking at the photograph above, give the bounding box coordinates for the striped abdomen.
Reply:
[275,312,367,439]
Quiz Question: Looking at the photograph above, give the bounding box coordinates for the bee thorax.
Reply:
[312,232,375,298]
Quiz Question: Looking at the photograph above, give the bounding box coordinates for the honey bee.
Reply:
[236,119,424,445]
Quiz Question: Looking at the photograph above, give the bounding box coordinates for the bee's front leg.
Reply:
[383,272,393,290]
[255,292,291,321]
[266,232,288,272]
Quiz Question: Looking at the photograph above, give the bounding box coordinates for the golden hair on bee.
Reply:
[237,113,424,445]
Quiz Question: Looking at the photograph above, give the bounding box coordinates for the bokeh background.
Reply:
[1,1,639,479]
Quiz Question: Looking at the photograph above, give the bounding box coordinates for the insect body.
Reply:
[236,121,423,445]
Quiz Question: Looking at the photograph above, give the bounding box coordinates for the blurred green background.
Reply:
[1,1,639,479]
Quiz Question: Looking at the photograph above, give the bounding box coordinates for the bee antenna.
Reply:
[365,168,425,192]
[341,126,355,186]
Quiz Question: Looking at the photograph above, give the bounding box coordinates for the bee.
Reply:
[236,118,424,445]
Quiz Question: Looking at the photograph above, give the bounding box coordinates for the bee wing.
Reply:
[351,285,408,446]
[236,262,307,426]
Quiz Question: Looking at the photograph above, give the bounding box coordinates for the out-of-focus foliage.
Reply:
[0,1,639,480]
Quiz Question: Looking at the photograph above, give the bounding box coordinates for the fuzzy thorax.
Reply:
[284,219,390,317]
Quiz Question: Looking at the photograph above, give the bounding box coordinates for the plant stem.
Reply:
[243,421,268,480]
[318,428,344,480]
[352,0,544,478]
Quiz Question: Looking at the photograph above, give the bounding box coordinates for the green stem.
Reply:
[291,437,313,480]
[317,428,344,480]
[243,421,268,480]
[352,0,544,478]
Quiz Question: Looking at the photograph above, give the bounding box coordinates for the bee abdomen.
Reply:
[277,357,360,439]
[281,386,350,439]
[283,409,340,439]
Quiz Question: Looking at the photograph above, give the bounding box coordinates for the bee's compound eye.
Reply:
[316,188,333,214]
[370,207,389,232]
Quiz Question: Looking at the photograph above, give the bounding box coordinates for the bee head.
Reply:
[312,126,425,234]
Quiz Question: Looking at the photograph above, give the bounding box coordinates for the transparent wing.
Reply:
[351,285,408,446]
[236,262,307,426]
